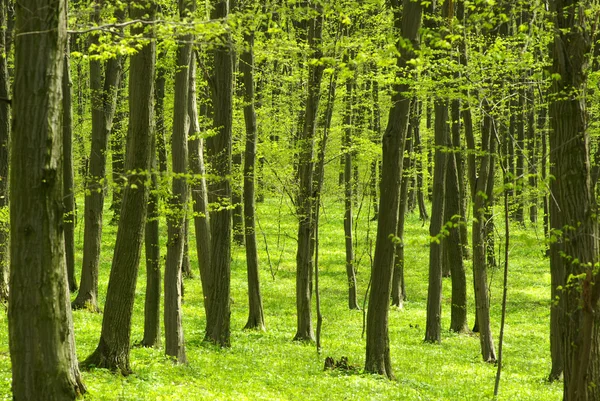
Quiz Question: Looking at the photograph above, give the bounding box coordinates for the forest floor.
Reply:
[0,195,561,400]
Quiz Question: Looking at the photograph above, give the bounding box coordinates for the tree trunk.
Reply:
[189,54,212,318]
[343,68,359,311]
[62,40,77,297]
[142,137,161,348]
[109,75,127,225]
[0,0,10,301]
[425,100,448,344]
[549,2,599,399]
[471,108,497,363]
[9,0,86,396]
[392,102,415,308]
[204,0,233,347]
[240,31,266,331]
[293,4,324,342]
[365,0,422,379]
[73,3,124,311]
[81,0,156,374]
[446,106,468,334]
[164,0,194,364]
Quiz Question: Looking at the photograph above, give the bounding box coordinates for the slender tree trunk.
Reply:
[164,0,194,364]
[414,115,429,222]
[343,68,359,311]
[293,4,324,342]
[63,40,77,294]
[204,0,233,347]
[240,31,265,331]
[425,100,449,343]
[451,98,469,259]
[9,0,87,396]
[81,0,156,374]
[365,0,422,379]
[526,84,537,223]
[73,3,124,311]
[142,137,161,348]
[189,55,212,318]
[471,107,497,363]
[109,75,127,224]
[0,0,10,301]
[514,88,525,224]
[446,109,468,333]
[392,103,415,308]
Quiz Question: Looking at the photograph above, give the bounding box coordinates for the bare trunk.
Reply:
[81,0,155,374]
[425,100,448,344]
[240,31,265,331]
[9,0,86,396]
[365,0,422,379]
[204,0,233,347]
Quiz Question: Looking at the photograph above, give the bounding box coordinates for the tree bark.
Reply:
[549,1,599,399]
[471,107,497,363]
[81,0,156,374]
[189,54,212,318]
[204,0,233,347]
[73,3,124,311]
[63,39,77,294]
[293,3,324,342]
[365,0,422,379]
[0,0,11,301]
[425,100,449,343]
[9,0,86,397]
[392,101,415,308]
[240,31,266,331]
[164,0,194,364]
[342,66,359,311]
[142,136,161,348]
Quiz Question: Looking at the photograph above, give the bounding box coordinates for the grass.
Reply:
[0,194,562,400]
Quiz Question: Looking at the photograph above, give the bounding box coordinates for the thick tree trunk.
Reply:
[9,0,86,397]
[164,0,194,363]
[204,0,233,347]
[81,0,155,374]
[365,0,422,379]
[240,31,266,331]
[549,2,599,399]
[425,100,448,344]
[293,5,324,342]
[73,4,124,311]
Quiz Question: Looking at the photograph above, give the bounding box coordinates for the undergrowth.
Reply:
[0,196,561,400]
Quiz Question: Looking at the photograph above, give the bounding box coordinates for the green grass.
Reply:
[0,195,562,400]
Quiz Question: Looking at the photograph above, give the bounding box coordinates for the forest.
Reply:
[1,0,599,400]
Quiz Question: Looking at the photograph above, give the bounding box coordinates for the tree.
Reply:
[424,98,449,344]
[548,1,599,399]
[0,0,10,301]
[204,0,234,346]
[293,1,324,342]
[240,20,266,331]
[164,0,195,363]
[365,0,422,379]
[81,0,156,374]
[72,2,124,311]
[9,0,86,397]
